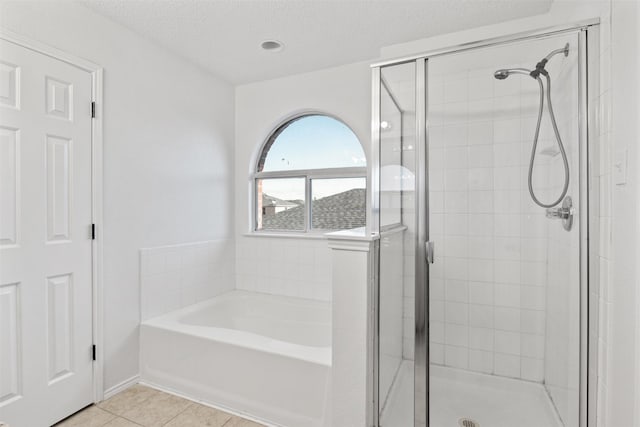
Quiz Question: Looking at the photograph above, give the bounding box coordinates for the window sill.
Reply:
[244,227,375,241]
[242,231,329,240]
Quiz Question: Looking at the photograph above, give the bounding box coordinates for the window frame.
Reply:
[251,114,367,235]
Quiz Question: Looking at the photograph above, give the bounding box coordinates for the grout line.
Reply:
[99,406,124,418]
[109,417,145,427]
[99,385,184,426]
[160,402,195,426]
[140,382,271,426]
[119,414,148,426]
[98,407,118,427]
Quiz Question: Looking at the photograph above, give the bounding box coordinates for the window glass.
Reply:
[256,178,305,231]
[255,114,366,233]
[258,115,366,172]
[311,178,366,230]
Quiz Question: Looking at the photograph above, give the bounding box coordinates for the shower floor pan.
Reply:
[381,361,563,427]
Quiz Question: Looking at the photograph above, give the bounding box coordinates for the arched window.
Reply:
[254,114,367,232]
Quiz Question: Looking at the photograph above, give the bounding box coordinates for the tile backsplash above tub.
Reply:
[235,236,332,302]
[140,239,234,321]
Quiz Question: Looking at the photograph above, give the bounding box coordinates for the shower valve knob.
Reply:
[545,207,572,219]
[544,196,574,231]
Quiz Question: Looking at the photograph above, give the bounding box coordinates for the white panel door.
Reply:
[0,39,94,427]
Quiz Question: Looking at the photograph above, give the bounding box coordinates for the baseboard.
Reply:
[102,374,140,400]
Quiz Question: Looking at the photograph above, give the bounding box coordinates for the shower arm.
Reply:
[531,43,570,78]
[544,43,570,62]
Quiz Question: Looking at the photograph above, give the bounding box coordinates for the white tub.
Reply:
[139,290,331,427]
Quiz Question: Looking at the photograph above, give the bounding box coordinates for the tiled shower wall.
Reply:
[402,129,417,361]
[378,75,409,406]
[379,229,406,407]
[421,37,581,382]
[540,40,581,427]
[593,9,613,427]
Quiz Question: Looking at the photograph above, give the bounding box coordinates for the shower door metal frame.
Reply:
[371,19,600,427]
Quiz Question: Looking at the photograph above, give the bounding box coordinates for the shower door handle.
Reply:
[425,241,435,264]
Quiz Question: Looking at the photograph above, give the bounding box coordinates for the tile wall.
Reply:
[140,239,234,321]
[235,236,332,301]
[379,229,406,408]
[423,37,580,383]
[541,43,581,427]
[594,9,613,427]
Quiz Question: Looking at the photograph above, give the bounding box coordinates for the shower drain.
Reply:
[458,418,480,427]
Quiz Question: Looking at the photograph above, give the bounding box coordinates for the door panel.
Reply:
[0,126,19,247]
[0,39,93,427]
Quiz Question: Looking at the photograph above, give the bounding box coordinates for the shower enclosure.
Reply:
[371,22,598,427]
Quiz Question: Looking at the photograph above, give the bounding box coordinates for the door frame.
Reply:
[0,28,105,402]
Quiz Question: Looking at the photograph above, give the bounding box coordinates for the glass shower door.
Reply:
[374,28,589,427]
[426,32,582,427]
[376,61,419,427]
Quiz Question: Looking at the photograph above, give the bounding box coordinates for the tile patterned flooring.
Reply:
[54,384,265,427]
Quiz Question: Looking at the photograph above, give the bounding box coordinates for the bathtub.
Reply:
[140,290,331,427]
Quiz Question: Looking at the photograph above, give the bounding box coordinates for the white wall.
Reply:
[234,61,371,301]
[605,1,640,425]
[0,2,236,392]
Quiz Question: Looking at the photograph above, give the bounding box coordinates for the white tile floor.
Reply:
[381,361,563,427]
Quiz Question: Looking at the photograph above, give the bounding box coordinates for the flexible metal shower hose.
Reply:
[528,73,570,208]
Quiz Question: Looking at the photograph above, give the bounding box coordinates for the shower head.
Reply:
[493,68,533,80]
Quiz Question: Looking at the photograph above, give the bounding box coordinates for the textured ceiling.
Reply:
[83,0,554,84]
